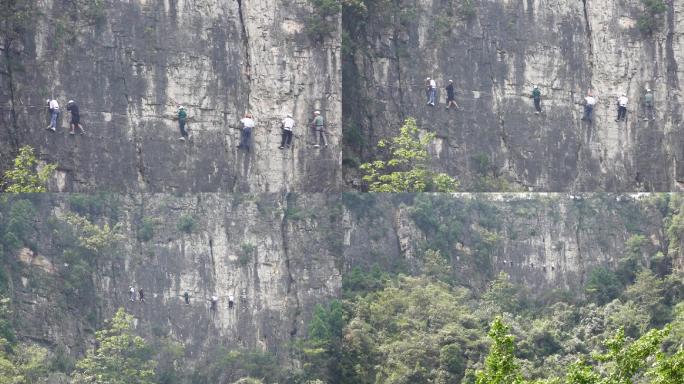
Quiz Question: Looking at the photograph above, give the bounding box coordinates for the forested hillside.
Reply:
[0,193,682,382]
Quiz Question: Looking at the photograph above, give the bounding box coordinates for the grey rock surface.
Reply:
[1,0,342,192]
[6,193,676,369]
[343,0,684,191]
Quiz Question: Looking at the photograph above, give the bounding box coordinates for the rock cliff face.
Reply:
[1,0,342,192]
[5,193,675,368]
[8,193,343,363]
[342,193,670,289]
[343,0,684,191]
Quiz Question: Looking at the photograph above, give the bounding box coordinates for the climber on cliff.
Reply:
[177,105,188,141]
[446,80,459,110]
[210,295,218,311]
[46,98,60,131]
[531,85,542,114]
[310,110,328,148]
[280,113,295,149]
[138,288,145,303]
[616,93,628,122]
[425,78,431,103]
[129,286,136,302]
[67,100,85,135]
[228,294,235,309]
[426,77,436,106]
[238,113,254,152]
[643,88,655,121]
[183,291,190,305]
[581,90,596,122]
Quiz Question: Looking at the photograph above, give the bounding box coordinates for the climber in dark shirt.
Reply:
[67,100,85,135]
[446,80,459,110]
[138,288,145,303]
[183,291,190,305]
[531,85,542,114]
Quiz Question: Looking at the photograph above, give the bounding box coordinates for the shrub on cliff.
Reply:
[638,0,668,34]
[360,117,458,192]
[2,146,56,193]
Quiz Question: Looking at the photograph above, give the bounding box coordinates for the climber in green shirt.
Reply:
[311,110,328,148]
[177,106,188,141]
[531,85,542,114]
[643,88,655,121]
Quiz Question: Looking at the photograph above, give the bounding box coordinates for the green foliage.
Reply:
[638,0,667,34]
[50,343,75,374]
[360,118,458,192]
[2,146,57,193]
[0,0,39,44]
[239,243,255,266]
[284,206,307,220]
[421,249,452,282]
[190,347,282,384]
[68,194,120,221]
[343,123,365,151]
[649,348,684,384]
[0,341,50,384]
[338,276,481,383]
[483,272,524,314]
[593,326,669,382]
[470,153,521,191]
[585,267,622,305]
[78,0,106,25]
[341,265,388,297]
[137,218,156,243]
[71,308,156,384]
[460,0,476,19]
[2,199,36,252]
[0,296,50,383]
[0,297,14,346]
[306,0,341,42]
[624,269,669,327]
[64,213,124,253]
[475,317,525,384]
[176,214,196,234]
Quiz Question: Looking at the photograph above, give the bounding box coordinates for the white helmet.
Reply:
[314,110,320,115]
[179,105,185,109]
[286,113,292,118]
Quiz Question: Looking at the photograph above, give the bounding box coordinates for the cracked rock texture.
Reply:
[5,193,680,370]
[9,193,342,364]
[0,0,342,192]
[342,193,674,290]
[343,0,684,191]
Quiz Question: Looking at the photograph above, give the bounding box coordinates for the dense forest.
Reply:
[0,193,683,383]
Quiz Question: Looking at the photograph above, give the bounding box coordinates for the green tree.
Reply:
[637,0,668,34]
[585,267,622,305]
[483,272,523,314]
[2,146,57,193]
[71,308,156,384]
[594,326,669,383]
[342,276,480,383]
[475,317,525,384]
[64,213,124,253]
[0,297,49,384]
[649,348,684,384]
[623,269,668,326]
[360,118,457,192]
